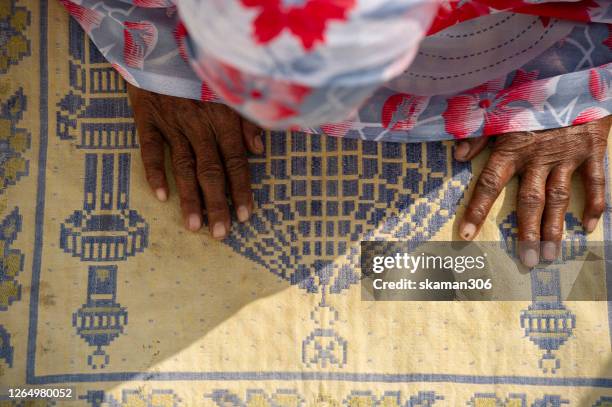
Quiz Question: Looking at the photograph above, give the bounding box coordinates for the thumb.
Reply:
[454,136,490,162]
[241,117,265,155]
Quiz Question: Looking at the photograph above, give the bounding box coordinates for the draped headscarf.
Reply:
[61,0,612,141]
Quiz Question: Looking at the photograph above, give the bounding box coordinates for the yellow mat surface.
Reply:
[1,0,611,405]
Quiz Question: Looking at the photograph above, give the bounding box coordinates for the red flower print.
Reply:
[500,0,599,23]
[194,60,246,105]
[194,58,311,123]
[133,0,174,7]
[588,67,611,102]
[442,70,556,139]
[123,21,158,69]
[427,0,599,36]
[572,107,610,126]
[321,121,353,137]
[245,79,311,122]
[200,81,219,102]
[427,0,490,36]
[604,26,612,50]
[240,0,356,50]
[421,0,598,37]
[381,94,428,131]
[59,0,103,34]
[173,22,189,63]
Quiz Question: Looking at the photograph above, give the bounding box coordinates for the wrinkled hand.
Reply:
[455,116,610,267]
[127,83,263,239]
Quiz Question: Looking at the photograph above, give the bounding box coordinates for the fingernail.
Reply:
[187,214,201,231]
[542,242,557,261]
[212,222,226,239]
[586,218,599,233]
[460,222,476,240]
[237,205,250,222]
[155,188,167,202]
[254,136,264,153]
[522,248,539,268]
[454,141,470,160]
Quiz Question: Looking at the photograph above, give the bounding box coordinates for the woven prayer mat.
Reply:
[1,0,611,405]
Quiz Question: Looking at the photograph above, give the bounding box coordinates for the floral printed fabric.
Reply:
[60,0,612,142]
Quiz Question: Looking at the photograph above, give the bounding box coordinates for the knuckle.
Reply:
[172,154,196,176]
[466,204,488,222]
[145,171,163,185]
[495,133,533,152]
[589,198,606,216]
[224,155,249,175]
[197,163,225,182]
[179,196,200,209]
[206,200,227,217]
[544,224,564,239]
[140,143,164,167]
[205,200,230,216]
[520,230,540,242]
[546,185,570,205]
[518,190,544,207]
[142,156,163,171]
[589,172,606,188]
[476,168,504,196]
[138,130,159,145]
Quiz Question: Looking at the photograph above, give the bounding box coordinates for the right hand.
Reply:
[454,116,610,267]
[127,83,264,240]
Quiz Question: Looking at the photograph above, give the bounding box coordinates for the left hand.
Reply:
[127,83,263,240]
[454,115,610,267]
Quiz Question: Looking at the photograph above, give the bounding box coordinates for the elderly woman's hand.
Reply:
[455,115,610,267]
[127,83,263,240]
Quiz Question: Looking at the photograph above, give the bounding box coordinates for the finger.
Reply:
[541,165,574,261]
[581,156,606,233]
[517,167,549,268]
[459,152,516,240]
[215,112,254,223]
[454,136,490,162]
[186,127,232,240]
[138,123,169,202]
[169,135,204,232]
[241,117,264,155]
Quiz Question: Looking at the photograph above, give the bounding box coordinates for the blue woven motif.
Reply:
[60,154,147,262]
[226,135,470,296]
[219,134,471,369]
[499,212,587,262]
[57,19,148,369]
[206,389,442,407]
[0,89,30,194]
[532,395,570,407]
[0,0,31,75]
[83,389,180,406]
[499,211,586,374]
[73,266,128,369]
[343,390,443,407]
[0,324,13,368]
[469,393,570,407]
[0,207,22,311]
[592,397,612,407]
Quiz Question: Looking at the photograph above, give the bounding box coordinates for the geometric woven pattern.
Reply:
[227,135,470,296]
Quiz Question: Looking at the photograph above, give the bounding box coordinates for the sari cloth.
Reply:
[60,0,612,142]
